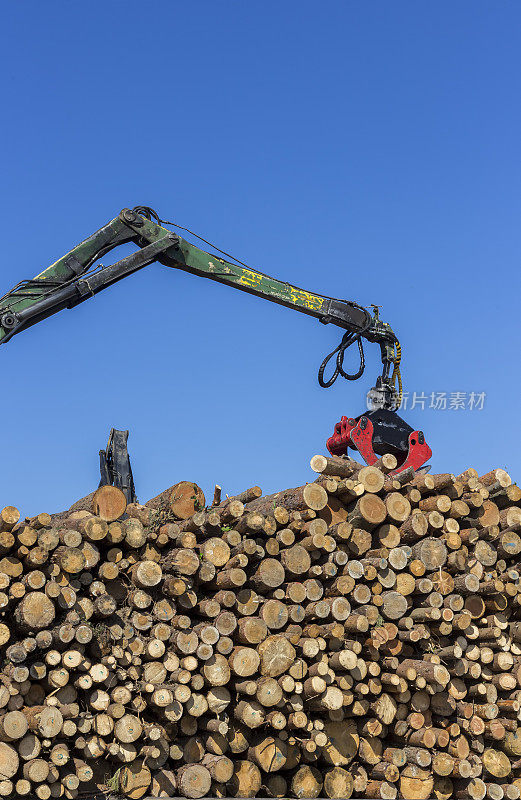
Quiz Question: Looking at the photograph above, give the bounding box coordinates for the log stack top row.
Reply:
[0,452,519,800]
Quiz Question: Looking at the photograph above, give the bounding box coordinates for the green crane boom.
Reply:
[0,207,400,408]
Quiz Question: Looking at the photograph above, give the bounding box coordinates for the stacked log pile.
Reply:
[0,459,520,799]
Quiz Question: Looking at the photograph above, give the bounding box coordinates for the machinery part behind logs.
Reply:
[99,428,136,503]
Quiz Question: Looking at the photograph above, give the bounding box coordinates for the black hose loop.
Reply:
[318,332,365,388]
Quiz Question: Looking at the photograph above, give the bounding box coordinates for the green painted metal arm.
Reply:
[126,211,372,332]
[0,215,136,343]
[0,208,399,400]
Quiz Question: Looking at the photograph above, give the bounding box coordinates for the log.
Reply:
[0,743,19,779]
[291,764,323,798]
[412,537,448,570]
[149,768,177,797]
[176,764,212,798]
[322,719,359,765]
[280,545,311,576]
[114,714,143,744]
[146,482,206,519]
[483,748,511,778]
[259,636,296,677]
[400,512,428,541]
[131,559,163,588]
[386,492,412,523]
[90,485,127,521]
[228,760,262,797]
[324,766,354,798]
[14,593,55,631]
[248,736,287,772]
[229,647,260,677]
[356,466,385,494]
[310,454,360,478]
[246,484,327,515]
[348,495,386,528]
[0,711,28,741]
[399,765,434,799]
[251,559,285,591]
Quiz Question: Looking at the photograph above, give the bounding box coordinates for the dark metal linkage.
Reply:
[99,428,137,503]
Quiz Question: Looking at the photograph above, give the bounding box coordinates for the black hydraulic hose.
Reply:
[318,332,365,388]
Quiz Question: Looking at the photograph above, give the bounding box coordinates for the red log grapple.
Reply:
[326,408,432,475]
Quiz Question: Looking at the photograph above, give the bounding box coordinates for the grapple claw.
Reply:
[326,409,432,475]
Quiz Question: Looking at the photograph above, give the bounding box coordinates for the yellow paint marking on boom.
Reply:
[289,288,324,310]
[239,269,263,288]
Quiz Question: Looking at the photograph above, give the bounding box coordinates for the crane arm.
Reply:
[0,208,400,406]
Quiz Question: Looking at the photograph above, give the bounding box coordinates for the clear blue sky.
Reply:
[1,2,520,515]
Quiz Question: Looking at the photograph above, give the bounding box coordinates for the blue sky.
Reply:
[1,2,520,515]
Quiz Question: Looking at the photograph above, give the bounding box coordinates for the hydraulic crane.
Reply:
[0,207,431,491]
